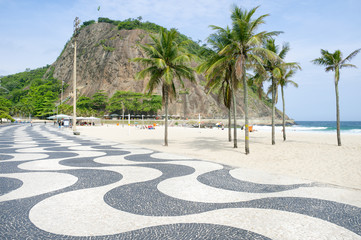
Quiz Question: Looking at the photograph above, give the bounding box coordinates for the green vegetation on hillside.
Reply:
[107,91,162,116]
[1,65,162,120]
[57,90,162,117]
[94,17,213,59]
[0,66,62,119]
[0,96,15,122]
[98,17,162,33]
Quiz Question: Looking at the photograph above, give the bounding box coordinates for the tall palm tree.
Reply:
[132,28,196,146]
[312,48,360,146]
[220,6,281,154]
[278,66,300,141]
[199,58,234,143]
[197,26,237,145]
[263,39,288,145]
[262,39,301,145]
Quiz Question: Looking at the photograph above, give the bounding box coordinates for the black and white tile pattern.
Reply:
[0,124,360,239]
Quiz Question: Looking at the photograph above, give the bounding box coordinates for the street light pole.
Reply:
[73,17,80,135]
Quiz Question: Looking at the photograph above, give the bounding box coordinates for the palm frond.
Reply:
[283,62,302,71]
[135,66,158,80]
[340,63,357,69]
[279,42,290,59]
[325,66,335,72]
[146,70,163,94]
[263,30,283,39]
[130,57,153,65]
[287,80,298,88]
[249,13,269,33]
[341,48,361,64]
[312,57,331,67]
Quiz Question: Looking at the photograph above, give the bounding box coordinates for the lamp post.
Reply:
[73,17,81,135]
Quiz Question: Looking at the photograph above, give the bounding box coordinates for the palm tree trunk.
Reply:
[228,107,232,142]
[335,81,341,146]
[122,103,125,128]
[232,90,237,148]
[271,77,276,145]
[281,86,286,141]
[243,64,249,154]
[164,91,169,146]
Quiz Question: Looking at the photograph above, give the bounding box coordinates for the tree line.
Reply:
[0,69,162,120]
[0,66,62,119]
[57,90,162,118]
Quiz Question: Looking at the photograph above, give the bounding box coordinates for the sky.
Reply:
[0,0,360,121]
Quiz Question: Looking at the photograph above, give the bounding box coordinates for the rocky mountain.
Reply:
[50,21,287,120]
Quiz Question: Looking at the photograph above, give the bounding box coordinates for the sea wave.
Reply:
[289,126,328,131]
[343,129,361,134]
[252,125,328,132]
[252,125,361,134]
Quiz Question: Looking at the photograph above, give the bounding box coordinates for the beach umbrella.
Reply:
[87,116,100,121]
[56,114,71,118]
[87,116,100,125]
[47,114,71,119]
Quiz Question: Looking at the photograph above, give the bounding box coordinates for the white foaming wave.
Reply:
[343,129,361,134]
[289,126,328,131]
[253,125,328,132]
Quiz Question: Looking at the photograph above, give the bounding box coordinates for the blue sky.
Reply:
[1,0,360,121]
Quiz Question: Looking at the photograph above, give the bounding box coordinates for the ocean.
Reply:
[254,121,361,134]
[294,121,361,134]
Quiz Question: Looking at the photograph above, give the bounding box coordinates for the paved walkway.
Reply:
[0,124,360,239]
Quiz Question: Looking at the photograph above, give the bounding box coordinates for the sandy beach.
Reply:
[78,125,361,190]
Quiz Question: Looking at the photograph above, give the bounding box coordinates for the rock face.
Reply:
[51,22,286,120]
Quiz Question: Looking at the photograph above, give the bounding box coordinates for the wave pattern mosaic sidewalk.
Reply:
[0,124,360,239]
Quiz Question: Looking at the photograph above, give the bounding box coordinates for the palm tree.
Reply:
[132,28,196,146]
[263,39,288,145]
[278,66,300,141]
[197,26,236,145]
[312,48,360,146]
[262,39,301,145]
[220,6,281,154]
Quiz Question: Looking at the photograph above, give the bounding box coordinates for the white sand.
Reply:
[78,125,361,190]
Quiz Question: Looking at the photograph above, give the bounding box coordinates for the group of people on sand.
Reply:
[80,121,95,126]
[140,123,156,130]
[54,119,71,129]
[216,122,225,130]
